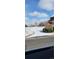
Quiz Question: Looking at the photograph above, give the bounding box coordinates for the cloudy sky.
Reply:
[25,0,54,25]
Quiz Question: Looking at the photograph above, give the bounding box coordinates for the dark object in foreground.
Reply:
[49,17,54,21]
[25,24,28,27]
[25,46,54,59]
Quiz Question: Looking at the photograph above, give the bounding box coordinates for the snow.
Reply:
[25,27,54,38]
[25,27,34,37]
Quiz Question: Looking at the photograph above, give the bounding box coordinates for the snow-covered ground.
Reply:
[25,27,54,51]
[25,27,54,38]
[25,27,34,37]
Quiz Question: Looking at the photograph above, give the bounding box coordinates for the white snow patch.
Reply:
[25,27,54,38]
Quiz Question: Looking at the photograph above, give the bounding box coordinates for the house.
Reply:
[45,17,54,29]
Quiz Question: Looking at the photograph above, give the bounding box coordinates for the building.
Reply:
[45,17,54,29]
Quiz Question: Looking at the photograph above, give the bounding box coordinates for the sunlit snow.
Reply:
[25,27,54,38]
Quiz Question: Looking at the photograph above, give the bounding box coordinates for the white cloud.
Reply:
[25,17,39,25]
[25,17,49,25]
[38,0,54,11]
[29,11,49,18]
[26,11,51,25]
[51,14,54,17]
[39,18,50,22]
[30,19,37,24]
[30,18,49,25]
[29,11,39,16]
[25,17,29,25]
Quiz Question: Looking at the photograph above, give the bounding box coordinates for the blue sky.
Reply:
[25,0,54,25]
